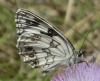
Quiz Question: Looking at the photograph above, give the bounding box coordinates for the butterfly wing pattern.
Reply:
[15,9,78,74]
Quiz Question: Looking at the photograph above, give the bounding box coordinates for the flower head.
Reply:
[51,62,100,81]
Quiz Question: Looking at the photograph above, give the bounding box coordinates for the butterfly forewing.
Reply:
[15,9,75,74]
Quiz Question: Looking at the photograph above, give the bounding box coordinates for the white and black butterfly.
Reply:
[15,9,86,74]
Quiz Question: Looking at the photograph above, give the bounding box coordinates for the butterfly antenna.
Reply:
[79,25,94,51]
[66,25,100,52]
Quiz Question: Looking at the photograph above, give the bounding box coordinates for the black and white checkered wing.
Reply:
[15,9,75,73]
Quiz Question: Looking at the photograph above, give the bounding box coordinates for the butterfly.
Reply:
[15,9,86,74]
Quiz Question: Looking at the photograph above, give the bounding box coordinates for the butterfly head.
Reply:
[74,50,86,58]
[73,50,87,64]
[78,51,87,57]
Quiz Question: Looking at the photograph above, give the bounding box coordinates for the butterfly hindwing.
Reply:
[15,9,75,73]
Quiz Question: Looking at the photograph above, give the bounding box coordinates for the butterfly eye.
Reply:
[26,47,33,51]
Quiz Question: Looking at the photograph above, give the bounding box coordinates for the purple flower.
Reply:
[51,63,100,81]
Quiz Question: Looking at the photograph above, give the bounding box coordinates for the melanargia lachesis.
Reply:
[15,9,86,74]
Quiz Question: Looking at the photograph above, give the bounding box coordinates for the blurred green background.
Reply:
[0,0,100,81]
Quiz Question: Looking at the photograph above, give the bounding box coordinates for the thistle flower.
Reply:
[51,62,100,81]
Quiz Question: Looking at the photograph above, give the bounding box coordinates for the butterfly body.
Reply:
[15,9,85,74]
